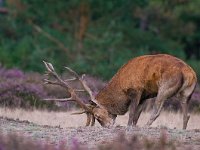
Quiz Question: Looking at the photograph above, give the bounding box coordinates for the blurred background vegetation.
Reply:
[0,0,200,80]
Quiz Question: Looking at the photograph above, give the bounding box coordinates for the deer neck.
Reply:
[95,82,130,115]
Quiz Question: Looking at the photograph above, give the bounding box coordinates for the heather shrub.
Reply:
[0,133,68,150]
[100,132,177,150]
[0,131,191,150]
[0,66,57,109]
[0,133,87,150]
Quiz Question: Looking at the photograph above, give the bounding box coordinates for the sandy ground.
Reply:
[0,107,200,129]
[1,108,200,149]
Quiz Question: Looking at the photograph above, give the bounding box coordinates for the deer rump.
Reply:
[43,54,197,129]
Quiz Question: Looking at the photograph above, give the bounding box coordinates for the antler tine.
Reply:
[43,61,93,113]
[71,109,95,126]
[43,97,75,102]
[64,66,80,78]
[64,66,97,104]
[43,61,62,80]
[90,115,95,126]
[81,74,96,101]
[43,61,55,73]
[43,79,64,87]
[71,110,87,115]
[71,112,95,127]
[85,113,92,126]
[86,113,95,126]
[64,77,77,82]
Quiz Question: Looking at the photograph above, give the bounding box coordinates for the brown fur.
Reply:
[95,54,197,129]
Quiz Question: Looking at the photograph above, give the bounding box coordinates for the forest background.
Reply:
[0,0,200,80]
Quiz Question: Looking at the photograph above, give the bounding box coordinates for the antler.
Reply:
[43,61,96,126]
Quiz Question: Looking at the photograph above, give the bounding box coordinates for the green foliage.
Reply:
[187,60,200,79]
[0,0,200,80]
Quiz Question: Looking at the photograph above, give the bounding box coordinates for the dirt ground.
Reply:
[1,116,200,149]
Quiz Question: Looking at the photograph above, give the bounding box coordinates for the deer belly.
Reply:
[106,99,131,115]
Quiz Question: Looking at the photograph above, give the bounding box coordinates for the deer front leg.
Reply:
[132,102,145,125]
[128,101,137,126]
[111,114,117,125]
[127,93,142,126]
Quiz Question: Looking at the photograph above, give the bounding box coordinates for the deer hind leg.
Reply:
[146,94,166,126]
[146,76,182,127]
[179,83,196,129]
[180,99,190,130]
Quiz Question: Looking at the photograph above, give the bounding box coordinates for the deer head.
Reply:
[43,61,114,127]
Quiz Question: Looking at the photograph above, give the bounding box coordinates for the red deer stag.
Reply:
[43,54,197,129]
